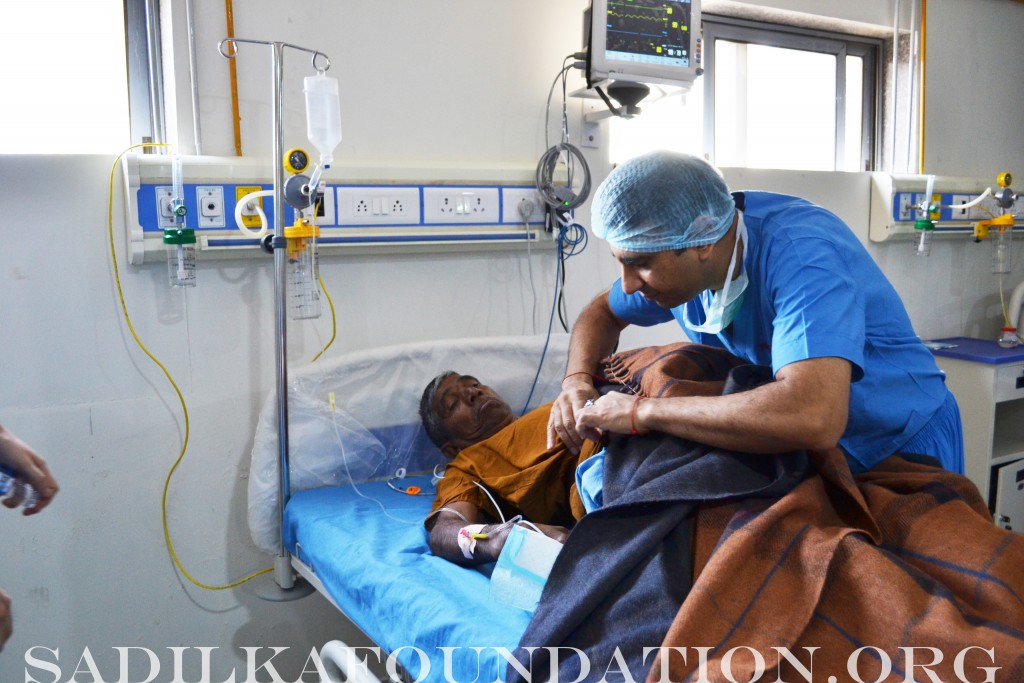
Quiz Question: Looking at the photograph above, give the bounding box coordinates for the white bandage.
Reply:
[457,524,487,560]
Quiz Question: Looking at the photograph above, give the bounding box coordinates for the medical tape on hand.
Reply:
[457,524,487,559]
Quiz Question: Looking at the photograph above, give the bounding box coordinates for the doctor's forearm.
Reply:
[565,292,627,376]
[634,359,851,453]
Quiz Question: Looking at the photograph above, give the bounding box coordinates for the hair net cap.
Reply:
[592,151,736,253]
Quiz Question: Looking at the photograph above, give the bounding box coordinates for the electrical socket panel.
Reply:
[422,187,500,224]
[502,187,546,224]
[336,186,421,225]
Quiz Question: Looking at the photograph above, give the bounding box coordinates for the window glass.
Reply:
[716,41,836,171]
[609,19,878,172]
[844,55,865,172]
[0,2,130,153]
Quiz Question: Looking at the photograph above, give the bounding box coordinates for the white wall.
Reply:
[1,0,1022,681]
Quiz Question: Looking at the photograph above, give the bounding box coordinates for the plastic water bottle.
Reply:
[0,464,38,508]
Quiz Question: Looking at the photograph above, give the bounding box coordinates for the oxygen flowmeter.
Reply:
[165,155,196,287]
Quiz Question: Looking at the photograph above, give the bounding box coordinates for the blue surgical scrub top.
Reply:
[608,191,949,471]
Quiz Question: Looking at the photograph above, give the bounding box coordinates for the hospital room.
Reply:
[2,0,1024,681]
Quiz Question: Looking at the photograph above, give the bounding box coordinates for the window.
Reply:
[611,16,880,173]
[0,0,156,154]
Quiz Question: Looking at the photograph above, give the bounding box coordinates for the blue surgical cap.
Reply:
[592,151,736,253]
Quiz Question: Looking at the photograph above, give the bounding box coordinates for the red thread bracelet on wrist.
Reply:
[563,371,594,383]
[630,396,645,435]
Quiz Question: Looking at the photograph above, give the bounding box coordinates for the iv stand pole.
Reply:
[219,38,328,599]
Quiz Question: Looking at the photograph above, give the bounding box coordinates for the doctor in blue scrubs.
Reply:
[550,151,964,474]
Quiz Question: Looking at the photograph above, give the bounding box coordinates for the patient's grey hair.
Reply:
[419,371,457,448]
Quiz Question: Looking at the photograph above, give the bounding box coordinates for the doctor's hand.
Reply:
[575,392,647,443]
[547,375,599,454]
[0,424,59,515]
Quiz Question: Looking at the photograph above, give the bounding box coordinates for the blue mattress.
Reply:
[283,477,532,682]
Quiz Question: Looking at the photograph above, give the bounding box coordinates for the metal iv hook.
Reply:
[218,38,331,72]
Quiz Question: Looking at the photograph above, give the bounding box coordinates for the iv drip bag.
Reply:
[304,72,342,165]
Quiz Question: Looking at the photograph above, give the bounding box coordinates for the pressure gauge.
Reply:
[285,148,310,174]
[998,172,1013,188]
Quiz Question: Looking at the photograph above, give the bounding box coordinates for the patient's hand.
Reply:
[532,523,569,545]
[548,377,599,454]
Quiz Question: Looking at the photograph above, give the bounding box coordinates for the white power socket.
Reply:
[422,187,500,224]
[502,187,546,224]
[336,186,421,225]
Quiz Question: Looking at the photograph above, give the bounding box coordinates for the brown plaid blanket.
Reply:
[659,448,1024,681]
[599,341,748,397]
[510,343,1024,682]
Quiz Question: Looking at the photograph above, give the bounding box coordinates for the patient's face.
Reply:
[432,374,516,456]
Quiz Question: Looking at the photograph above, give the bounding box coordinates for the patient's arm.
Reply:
[426,501,569,566]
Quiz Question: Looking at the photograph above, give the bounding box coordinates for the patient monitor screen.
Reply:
[605,0,694,69]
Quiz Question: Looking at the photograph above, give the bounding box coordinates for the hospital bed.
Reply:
[250,334,1024,682]
[249,334,571,681]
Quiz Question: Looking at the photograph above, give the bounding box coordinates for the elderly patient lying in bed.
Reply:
[416,342,745,566]
[417,370,601,565]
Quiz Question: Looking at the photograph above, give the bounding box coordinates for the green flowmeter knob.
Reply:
[163,227,197,245]
[914,219,935,231]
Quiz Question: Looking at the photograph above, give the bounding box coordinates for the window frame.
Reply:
[701,16,881,172]
[124,0,166,146]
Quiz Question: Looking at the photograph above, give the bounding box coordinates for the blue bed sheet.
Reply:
[283,477,532,682]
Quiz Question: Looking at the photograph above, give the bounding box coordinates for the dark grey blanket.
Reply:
[508,366,809,682]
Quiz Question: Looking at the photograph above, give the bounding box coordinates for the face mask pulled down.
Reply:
[683,216,748,335]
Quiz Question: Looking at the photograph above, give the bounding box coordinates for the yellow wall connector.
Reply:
[973,213,1014,242]
[235,185,265,228]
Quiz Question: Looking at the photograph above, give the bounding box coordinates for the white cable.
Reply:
[234,189,274,238]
